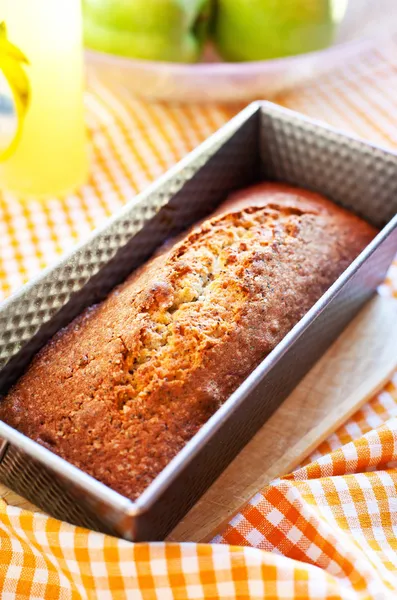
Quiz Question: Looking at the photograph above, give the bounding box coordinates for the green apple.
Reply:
[213,0,347,62]
[83,0,212,63]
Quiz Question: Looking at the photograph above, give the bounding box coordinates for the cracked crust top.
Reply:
[0,183,377,499]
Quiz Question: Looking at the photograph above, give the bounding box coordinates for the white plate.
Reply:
[85,0,397,103]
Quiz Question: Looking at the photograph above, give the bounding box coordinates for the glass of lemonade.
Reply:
[0,0,89,197]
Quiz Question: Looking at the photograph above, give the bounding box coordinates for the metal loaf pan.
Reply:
[0,102,396,541]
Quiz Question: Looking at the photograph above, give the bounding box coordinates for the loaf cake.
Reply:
[0,183,376,500]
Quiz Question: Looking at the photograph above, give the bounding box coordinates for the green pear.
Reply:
[213,0,347,62]
[83,0,212,63]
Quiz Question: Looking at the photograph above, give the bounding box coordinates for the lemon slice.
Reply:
[0,21,30,161]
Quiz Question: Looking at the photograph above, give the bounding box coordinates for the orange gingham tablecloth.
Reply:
[1,34,397,600]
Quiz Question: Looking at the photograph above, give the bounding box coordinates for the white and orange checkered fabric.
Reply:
[1,32,397,600]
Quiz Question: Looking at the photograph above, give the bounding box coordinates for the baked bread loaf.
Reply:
[0,183,376,499]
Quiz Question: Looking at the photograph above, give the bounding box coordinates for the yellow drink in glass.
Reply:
[0,0,88,197]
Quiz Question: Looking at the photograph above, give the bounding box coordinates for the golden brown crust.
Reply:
[0,184,377,499]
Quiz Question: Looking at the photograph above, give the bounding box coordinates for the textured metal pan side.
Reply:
[0,444,115,534]
[260,104,397,227]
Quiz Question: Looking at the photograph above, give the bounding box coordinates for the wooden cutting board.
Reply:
[1,295,396,543]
